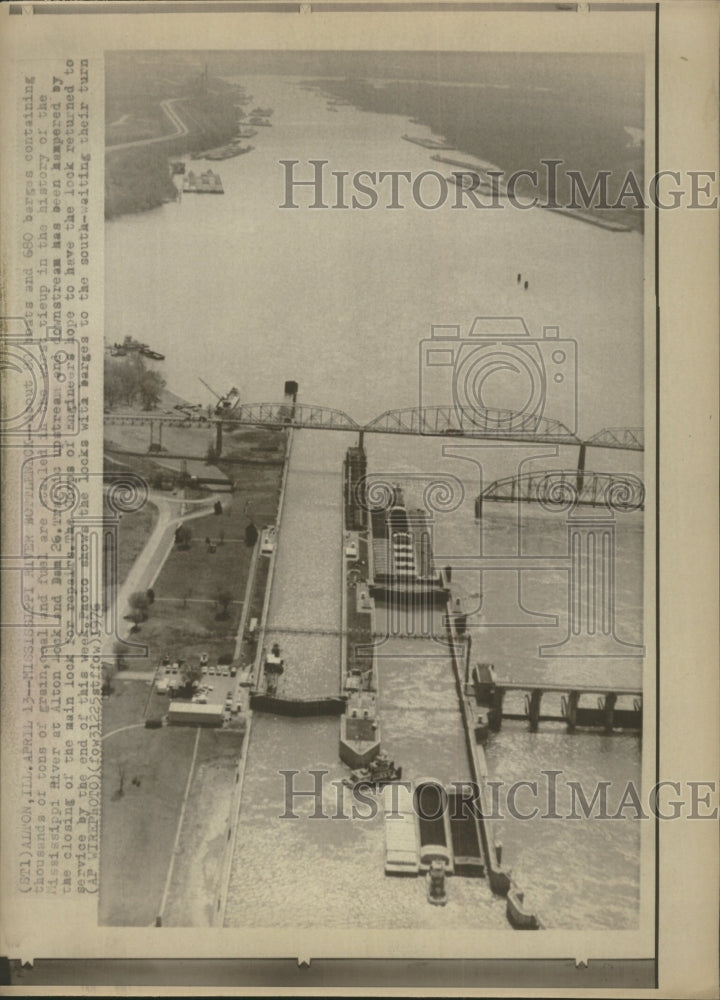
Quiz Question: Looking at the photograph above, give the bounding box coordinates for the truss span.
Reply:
[480,470,645,511]
[586,427,644,451]
[225,401,360,431]
[365,406,579,444]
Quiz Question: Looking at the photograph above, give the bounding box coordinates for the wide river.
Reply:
[106,74,647,930]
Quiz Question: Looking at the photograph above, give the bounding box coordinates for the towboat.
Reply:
[426,860,448,906]
[343,750,402,789]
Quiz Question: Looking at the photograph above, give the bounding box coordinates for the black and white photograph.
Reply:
[1,2,718,994]
[100,46,648,933]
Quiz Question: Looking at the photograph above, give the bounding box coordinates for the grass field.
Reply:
[123,462,280,671]
[100,425,282,924]
[116,501,159,587]
[162,728,245,926]
[100,679,246,927]
[100,717,198,926]
[103,676,154,732]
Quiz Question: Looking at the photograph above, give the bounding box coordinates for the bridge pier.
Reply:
[527,689,542,732]
[489,687,505,731]
[565,690,580,731]
[576,442,586,495]
[603,692,617,733]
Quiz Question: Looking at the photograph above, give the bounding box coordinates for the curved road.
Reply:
[106,98,189,152]
[104,490,224,657]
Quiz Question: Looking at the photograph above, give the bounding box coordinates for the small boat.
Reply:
[247,117,272,127]
[251,107,273,116]
[121,335,145,352]
[139,346,165,361]
[235,128,257,139]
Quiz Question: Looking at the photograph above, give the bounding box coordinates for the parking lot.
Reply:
[153,657,242,714]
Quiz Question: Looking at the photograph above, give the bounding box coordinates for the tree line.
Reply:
[105,354,166,410]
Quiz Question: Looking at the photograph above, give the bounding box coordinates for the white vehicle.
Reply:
[260,525,276,555]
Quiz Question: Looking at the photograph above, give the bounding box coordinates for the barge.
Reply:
[368,485,450,604]
[402,134,454,150]
[182,170,224,194]
[202,144,254,161]
[383,783,419,876]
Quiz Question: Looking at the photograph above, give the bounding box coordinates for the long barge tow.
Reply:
[340,440,539,925]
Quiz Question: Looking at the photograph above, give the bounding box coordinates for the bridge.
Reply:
[479,470,645,510]
[105,401,643,452]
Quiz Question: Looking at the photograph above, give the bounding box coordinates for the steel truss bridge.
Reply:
[479,470,645,510]
[105,401,644,453]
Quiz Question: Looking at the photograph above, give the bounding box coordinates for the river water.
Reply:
[106,74,646,929]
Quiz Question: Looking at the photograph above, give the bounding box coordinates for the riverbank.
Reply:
[312,70,644,233]
[100,405,285,925]
[105,53,248,218]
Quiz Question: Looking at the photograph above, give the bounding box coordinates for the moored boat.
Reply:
[139,346,166,361]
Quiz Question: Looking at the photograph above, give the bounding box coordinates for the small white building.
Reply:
[167,702,224,727]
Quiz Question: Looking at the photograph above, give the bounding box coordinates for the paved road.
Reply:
[104,490,224,657]
[106,98,190,152]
